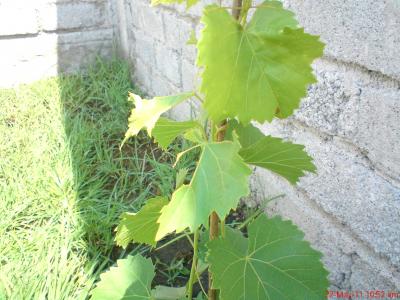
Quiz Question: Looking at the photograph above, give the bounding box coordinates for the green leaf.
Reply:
[152,286,186,300]
[225,120,316,183]
[91,255,155,300]
[207,215,329,300]
[152,117,202,149]
[183,127,207,144]
[123,92,193,145]
[197,2,324,124]
[115,197,168,248]
[239,136,316,184]
[151,0,198,9]
[156,141,251,240]
[225,120,264,149]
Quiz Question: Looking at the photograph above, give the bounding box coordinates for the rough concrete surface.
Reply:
[282,0,400,81]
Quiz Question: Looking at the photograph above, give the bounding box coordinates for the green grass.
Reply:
[0,58,194,299]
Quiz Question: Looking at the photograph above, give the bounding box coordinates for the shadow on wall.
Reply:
[55,0,116,76]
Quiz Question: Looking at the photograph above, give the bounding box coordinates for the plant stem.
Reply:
[209,0,243,296]
[232,0,243,19]
[221,219,226,238]
[208,119,227,300]
[208,211,219,300]
[187,229,200,299]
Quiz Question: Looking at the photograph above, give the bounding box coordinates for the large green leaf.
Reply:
[239,136,316,184]
[207,215,329,300]
[197,2,324,124]
[123,92,193,145]
[115,197,168,248]
[225,120,316,183]
[152,117,203,149]
[156,141,251,240]
[151,0,198,9]
[91,255,155,300]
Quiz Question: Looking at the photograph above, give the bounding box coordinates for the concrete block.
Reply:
[294,59,400,180]
[116,0,130,59]
[162,11,194,48]
[349,256,398,290]
[259,120,400,268]
[354,84,400,181]
[137,4,165,41]
[294,60,357,138]
[250,167,400,290]
[182,43,197,62]
[181,58,197,91]
[56,28,113,44]
[125,0,141,29]
[39,1,108,31]
[155,45,181,88]
[0,2,39,36]
[169,101,196,121]
[151,73,180,96]
[54,30,113,73]
[132,30,156,67]
[281,0,400,80]
[176,0,230,19]
[0,28,114,87]
[57,40,113,73]
[133,58,153,94]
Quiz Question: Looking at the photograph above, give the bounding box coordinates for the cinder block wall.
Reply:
[0,0,117,87]
[116,0,400,290]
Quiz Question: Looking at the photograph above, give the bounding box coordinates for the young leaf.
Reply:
[197,2,324,124]
[152,117,202,149]
[91,255,155,300]
[151,0,198,9]
[115,197,168,248]
[123,92,193,145]
[207,215,329,300]
[156,141,251,240]
[239,136,316,184]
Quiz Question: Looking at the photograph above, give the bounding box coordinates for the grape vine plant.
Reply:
[91,0,329,299]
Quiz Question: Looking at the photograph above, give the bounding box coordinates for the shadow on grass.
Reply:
[58,58,192,297]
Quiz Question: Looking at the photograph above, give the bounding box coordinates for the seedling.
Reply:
[91,0,329,299]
